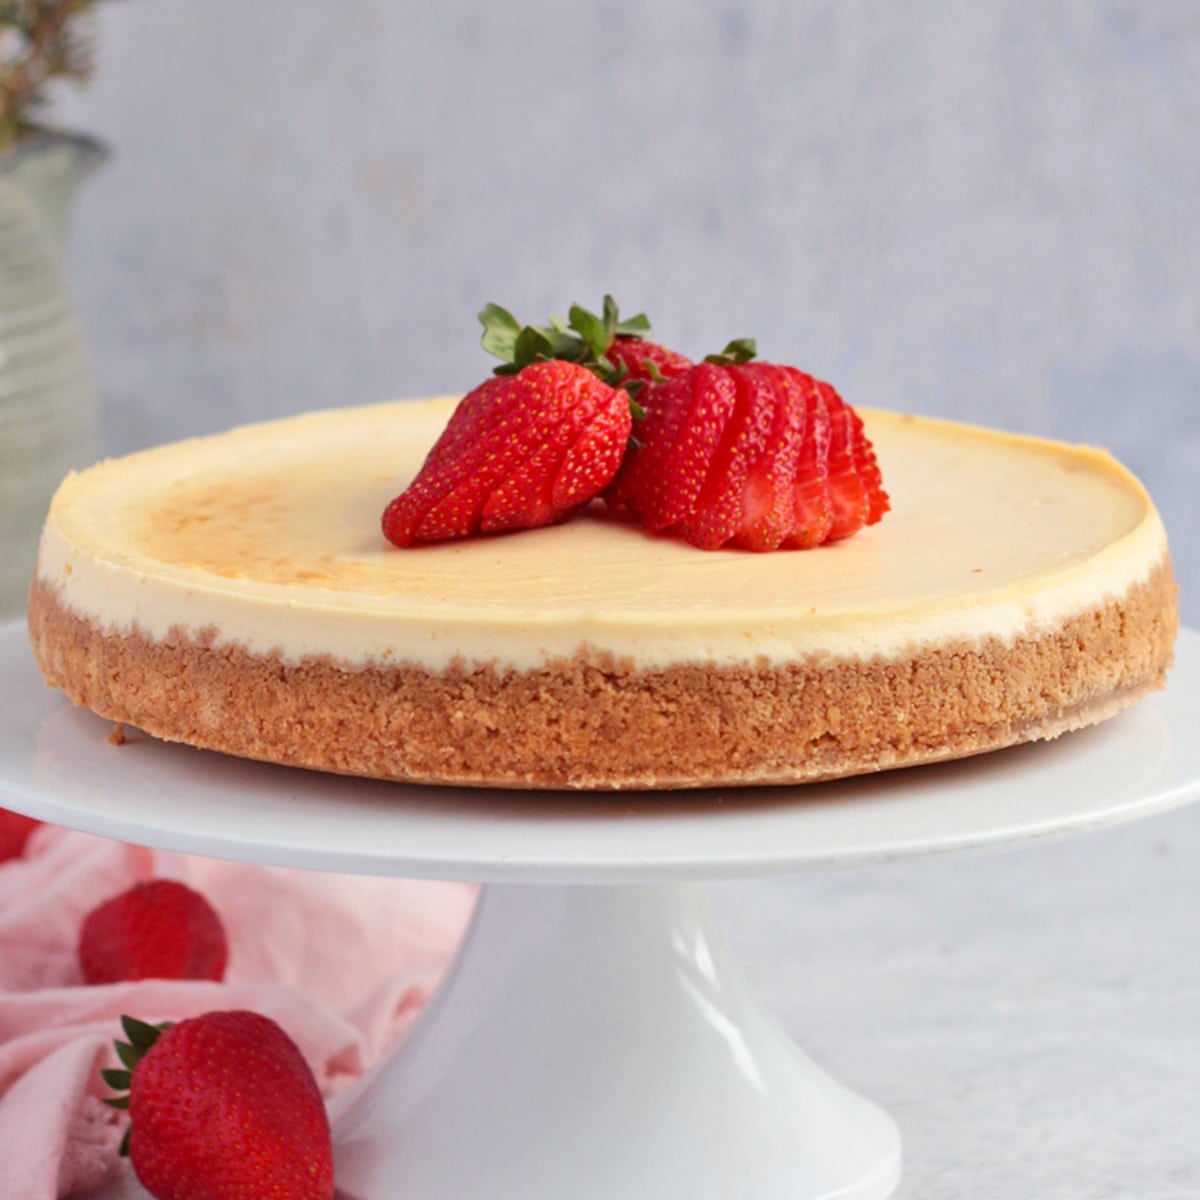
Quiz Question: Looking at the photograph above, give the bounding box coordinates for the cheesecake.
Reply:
[27,398,1178,789]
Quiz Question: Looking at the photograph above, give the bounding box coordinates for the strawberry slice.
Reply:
[607,363,737,531]
[849,404,890,524]
[781,372,833,549]
[819,381,872,542]
[676,363,779,551]
[731,364,808,552]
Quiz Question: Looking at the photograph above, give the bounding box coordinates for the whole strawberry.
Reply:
[78,879,228,984]
[103,1012,334,1200]
[606,340,889,551]
[0,807,41,862]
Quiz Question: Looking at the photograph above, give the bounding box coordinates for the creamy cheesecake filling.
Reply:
[36,399,1169,672]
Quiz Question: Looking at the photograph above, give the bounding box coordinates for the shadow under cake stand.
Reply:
[3,622,1199,1200]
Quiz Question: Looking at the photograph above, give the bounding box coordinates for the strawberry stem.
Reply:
[478,295,653,416]
[702,338,757,366]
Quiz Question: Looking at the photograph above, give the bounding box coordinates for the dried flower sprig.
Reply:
[1,1,115,154]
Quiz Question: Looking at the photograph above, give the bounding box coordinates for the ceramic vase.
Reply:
[0,131,105,619]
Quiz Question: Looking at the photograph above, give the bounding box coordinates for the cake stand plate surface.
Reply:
[3,623,1199,883]
[4,622,1200,1200]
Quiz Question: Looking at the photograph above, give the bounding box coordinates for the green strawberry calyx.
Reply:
[479,295,653,415]
[703,338,757,366]
[101,1014,173,1156]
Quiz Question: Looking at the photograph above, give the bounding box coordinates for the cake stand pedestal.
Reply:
[3,623,1199,1200]
[334,882,899,1199]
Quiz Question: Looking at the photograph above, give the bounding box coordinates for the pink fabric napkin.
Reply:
[0,822,476,1198]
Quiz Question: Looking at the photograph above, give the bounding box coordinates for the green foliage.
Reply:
[703,338,758,366]
[478,294,652,385]
[102,1014,173,1146]
[0,0,115,153]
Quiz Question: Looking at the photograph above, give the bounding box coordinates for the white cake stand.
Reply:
[3,622,1200,1200]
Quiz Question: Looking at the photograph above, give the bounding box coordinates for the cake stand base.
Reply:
[333,883,900,1200]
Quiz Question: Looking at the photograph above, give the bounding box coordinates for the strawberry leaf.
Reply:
[568,304,610,360]
[104,1018,175,1164]
[119,1127,131,1157]
[115,1040,142,1070]
[513,325,554,364]
[703,338,757,366]
[540,325,591,362]
[478,304,522,363]
[121,1015,167,1051]
[601,294,620,339]
[600,293,651,339]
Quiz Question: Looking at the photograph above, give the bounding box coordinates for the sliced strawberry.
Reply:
[676,364,778,551]
[731,364,807,552]
[817,381,872,542]
[849,405,890,524]
[607,363,737,531]
[605,343,886,552]
[781,372,834,549]
[383,361,631,546]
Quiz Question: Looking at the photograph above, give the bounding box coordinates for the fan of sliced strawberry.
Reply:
[604,339,888,551]
[381,298,887,552]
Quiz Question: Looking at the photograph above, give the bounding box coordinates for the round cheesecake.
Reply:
[28,398,1177,790]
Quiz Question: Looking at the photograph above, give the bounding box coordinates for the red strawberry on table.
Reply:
[0,807,41,862]
[606,339,889,551]
[78,878,229,984]
[102,1011,334,1200]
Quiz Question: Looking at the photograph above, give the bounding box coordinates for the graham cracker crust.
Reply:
[27,561,1178,790]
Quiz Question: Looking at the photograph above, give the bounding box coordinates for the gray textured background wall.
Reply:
[53,0,1198,618]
